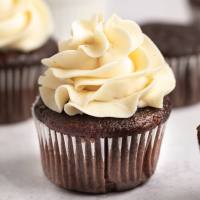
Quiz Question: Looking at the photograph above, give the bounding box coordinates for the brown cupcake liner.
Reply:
[190,5,200,27]
[0,66,42,124]
[166,54,200,107]
[33,115,166,194]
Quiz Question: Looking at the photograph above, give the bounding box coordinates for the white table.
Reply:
[1,104,200,200]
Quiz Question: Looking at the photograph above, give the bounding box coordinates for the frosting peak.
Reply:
[0,0,53,52]
[39,15,175,118]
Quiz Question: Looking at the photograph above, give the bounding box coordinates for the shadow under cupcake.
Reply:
[0,0,57,124]
[32,15,175,193]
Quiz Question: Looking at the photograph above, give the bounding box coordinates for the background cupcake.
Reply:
[0,0,57,124]
[32,15,175,193]
[142,23,200,108]
[197,126,200,147]
[188,0,200,27]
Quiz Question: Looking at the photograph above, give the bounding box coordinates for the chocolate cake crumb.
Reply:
[33,96,172,138]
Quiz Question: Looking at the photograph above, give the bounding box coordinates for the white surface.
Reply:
[1,104,200,200]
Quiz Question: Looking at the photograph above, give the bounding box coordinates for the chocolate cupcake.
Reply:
[189,0,200,27]
[197,126,200,146]
[0,0,57,124]
[142,23,200,107]
[32,15,175,193]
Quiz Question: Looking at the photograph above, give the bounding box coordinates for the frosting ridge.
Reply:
[39,14,175,118]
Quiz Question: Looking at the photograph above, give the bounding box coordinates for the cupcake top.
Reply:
[142,23,200,57]
[39,15,175,118]
[0,0,53,52]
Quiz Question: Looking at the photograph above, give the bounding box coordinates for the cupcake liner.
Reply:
[166,54,200,107]
[0,65,42,124]
[33,115,166,193]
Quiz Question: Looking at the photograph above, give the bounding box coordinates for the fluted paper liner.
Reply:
[190,5,200,28]
[0,66,42,123]
[33,115,167,193]
[167,54,200,107]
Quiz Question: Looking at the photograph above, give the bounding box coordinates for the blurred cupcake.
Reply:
[46,0,106,39]
[142,23,200,107]
[0,0,57,124]
[197,126,200,146]
[32,15,175,193]
[189,0,200,27]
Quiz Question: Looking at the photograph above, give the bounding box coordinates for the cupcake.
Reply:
[142,23,200,108]
[197,126,200,146]
[32,15,175,193]
[0,0,57,124]
[189,0,200,27]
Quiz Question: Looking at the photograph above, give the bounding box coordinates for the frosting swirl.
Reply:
[39,15,175,118]
[0,0,53,52]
